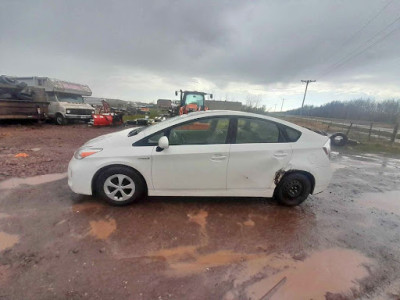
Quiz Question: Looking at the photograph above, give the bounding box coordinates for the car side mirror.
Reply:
[157,136,169,152]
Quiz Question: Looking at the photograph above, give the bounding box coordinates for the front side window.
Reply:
[236,118,280,143]
[169,117,229,145]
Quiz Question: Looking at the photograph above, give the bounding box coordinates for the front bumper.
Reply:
[65,114,92,119]
[68,157,96,195]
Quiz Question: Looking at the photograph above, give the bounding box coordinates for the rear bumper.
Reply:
[312,165,333,194]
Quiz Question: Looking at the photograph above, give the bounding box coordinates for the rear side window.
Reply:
[283,126,302,142]
[236,118,280,143]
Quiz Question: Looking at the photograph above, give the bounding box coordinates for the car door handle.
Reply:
[273,151,289,158]
[211,154,227,161]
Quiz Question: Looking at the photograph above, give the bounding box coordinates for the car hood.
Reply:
[83,127,144,147]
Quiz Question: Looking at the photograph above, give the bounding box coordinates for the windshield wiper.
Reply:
[128,127,144,137]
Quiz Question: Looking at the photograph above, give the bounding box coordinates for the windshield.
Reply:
[56,93,84,103]
[185,93,204,106]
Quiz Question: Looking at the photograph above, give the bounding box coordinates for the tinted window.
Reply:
[284,126,302,142]
[134,130,165,146]
[236,118,280,143]
[169,117,229,145]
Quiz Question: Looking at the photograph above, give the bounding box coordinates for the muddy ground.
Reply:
[0,122,116,180]
[1,123,400,299]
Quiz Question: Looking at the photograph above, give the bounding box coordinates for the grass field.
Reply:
[279,116,400,155]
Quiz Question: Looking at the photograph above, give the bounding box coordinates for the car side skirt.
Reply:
[148,188,274,197]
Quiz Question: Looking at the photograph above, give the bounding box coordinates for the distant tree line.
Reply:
[286,99,400,123]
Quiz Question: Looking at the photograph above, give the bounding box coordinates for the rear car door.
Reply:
[227,117,292,190]
[151,116,231,190]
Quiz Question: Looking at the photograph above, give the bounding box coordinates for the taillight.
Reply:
[323,139,331,158]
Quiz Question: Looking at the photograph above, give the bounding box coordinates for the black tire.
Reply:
[330,132,348,147]
[96,166,146,206]
[55,114,67,125]
[275,173,311,206]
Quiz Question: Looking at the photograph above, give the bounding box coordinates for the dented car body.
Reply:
[68,110,332,206]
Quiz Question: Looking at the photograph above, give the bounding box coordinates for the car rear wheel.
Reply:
[96,166,146,206]
[275,173,311,206]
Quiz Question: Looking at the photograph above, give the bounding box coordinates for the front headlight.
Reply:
[66,109,71,114]
[74,147,103,159]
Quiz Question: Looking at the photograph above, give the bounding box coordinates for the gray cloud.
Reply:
[1,0,400,106]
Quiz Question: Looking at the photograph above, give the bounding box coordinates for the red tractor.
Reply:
[173,90,213,115]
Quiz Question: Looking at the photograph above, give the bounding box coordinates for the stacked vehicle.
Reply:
[0,75,49,122]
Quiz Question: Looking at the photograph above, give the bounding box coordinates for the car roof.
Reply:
[139,110,309,138]
[175,110,307,130]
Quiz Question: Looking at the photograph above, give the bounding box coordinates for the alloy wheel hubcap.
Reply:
[103,174,135,201]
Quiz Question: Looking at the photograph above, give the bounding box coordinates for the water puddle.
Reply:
[0,213,10,219]
[243,219,255,227]
[89,218,117,240]
[72,202,105,213]
[152,245,198,261]
[239,248,372,300]
[357,190,400,215]
[0,172,67,189]
[187,209,208,230]
[152,244,372,299]
[0,231,20,251]
[187,209,208,245]
[0,265,10,284]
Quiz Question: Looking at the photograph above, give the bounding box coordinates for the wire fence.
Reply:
[281,116,400,144]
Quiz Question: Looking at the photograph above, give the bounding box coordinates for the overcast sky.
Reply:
[1,0,400,110]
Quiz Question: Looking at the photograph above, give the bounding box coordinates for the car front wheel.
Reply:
[96,166,146,206]
[275,173,311,206]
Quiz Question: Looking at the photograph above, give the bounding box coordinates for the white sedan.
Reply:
[68,110,332,206]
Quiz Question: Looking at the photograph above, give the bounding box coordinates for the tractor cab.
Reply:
[174,90,213,115]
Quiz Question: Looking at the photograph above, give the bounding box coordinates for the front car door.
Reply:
[227,117,293,195]
[151,116,231,193]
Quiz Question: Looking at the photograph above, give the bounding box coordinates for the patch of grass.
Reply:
[344,142,400,156]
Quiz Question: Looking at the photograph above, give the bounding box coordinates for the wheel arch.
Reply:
[91,164,149,195]
[274,169,316,194]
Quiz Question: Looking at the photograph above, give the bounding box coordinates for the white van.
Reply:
[15,77,94,125]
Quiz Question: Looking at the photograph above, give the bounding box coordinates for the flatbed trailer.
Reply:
[0,99,49,121]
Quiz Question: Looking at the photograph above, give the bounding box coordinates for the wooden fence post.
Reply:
[391,123,399,144]
[327,121,332,131]
[368,122,373,141]
[346,122,353,136]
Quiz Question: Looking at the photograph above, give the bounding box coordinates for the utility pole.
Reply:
[300,80,316,115]
[281,98,285,112]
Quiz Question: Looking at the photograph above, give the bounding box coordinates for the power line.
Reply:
[320,22,400,78]
[341,0,395,46]
[320,0,395,68]
[320,15,400,78]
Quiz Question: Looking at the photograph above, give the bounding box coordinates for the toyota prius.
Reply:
[68,110,332,206]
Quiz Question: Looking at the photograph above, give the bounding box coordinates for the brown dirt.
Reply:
[1,123,400,299]
[0,123,118,180]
